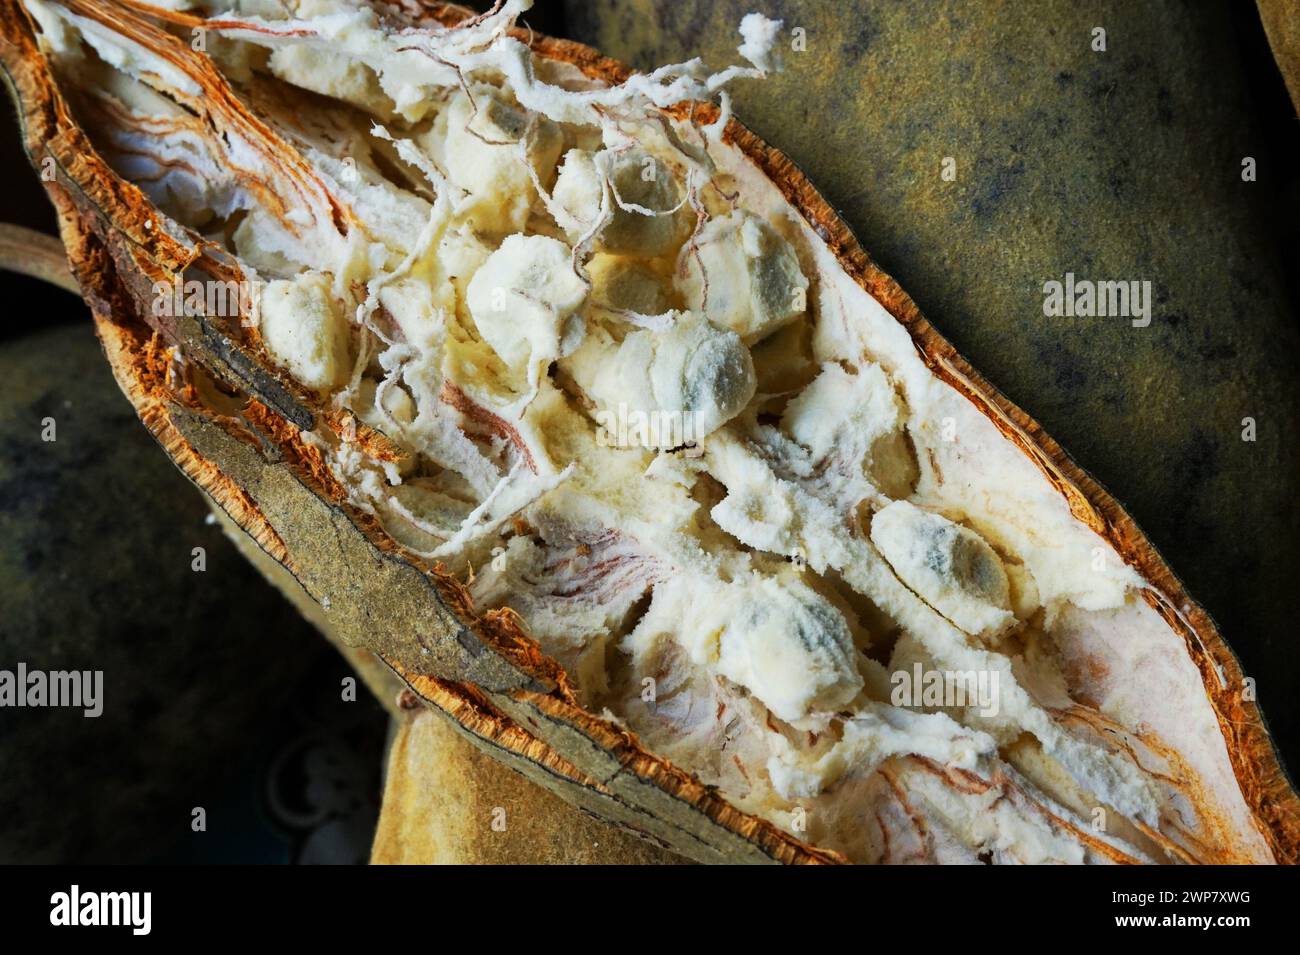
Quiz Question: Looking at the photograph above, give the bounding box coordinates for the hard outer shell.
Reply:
[3,0,1296,863]
[205,504,408,717]
[1258,0,1300,113]
[215,502,685,863]
[372,706,684,865]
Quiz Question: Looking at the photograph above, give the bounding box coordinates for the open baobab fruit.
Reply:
[3,0,1296,863]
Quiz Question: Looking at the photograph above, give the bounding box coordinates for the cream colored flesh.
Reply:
[27,0,1272,863]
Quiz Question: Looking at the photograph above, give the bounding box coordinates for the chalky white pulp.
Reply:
[28,0,1271,863]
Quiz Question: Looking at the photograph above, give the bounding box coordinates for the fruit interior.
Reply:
[24,0,1273,862]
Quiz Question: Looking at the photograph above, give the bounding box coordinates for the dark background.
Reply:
[0,0,1296,863]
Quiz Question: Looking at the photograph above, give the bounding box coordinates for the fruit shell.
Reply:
[2,0,1295,863]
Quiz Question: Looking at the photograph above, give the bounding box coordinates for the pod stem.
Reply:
[0,223,79,295]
